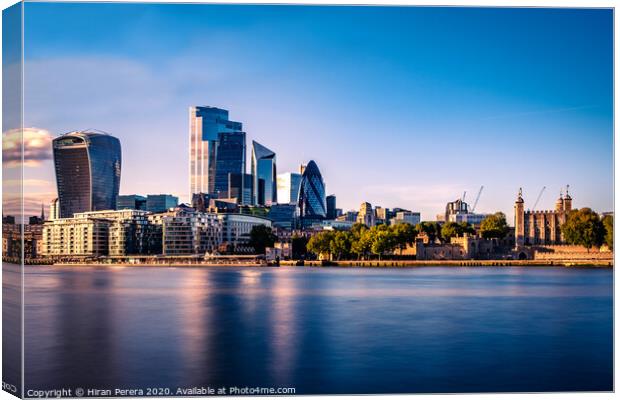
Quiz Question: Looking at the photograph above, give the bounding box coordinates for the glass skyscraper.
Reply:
[214,131,246,197]
[276,172,302,204]
[189,106,242,199]
[298,160,326,226]
[52,130,122,218]
[251,141,277,206]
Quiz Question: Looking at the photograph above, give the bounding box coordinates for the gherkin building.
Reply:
[298,160,326,226]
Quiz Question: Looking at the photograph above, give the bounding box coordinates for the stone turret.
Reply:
[555,190,564,212]
[514,188,525,247]
[563,185,572,212]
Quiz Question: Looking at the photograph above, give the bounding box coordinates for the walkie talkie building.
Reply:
[52,130,122,218]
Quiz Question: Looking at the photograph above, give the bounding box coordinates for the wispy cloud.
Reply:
[2,127,53,168]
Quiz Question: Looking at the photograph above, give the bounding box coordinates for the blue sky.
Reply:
[19,3,613,221]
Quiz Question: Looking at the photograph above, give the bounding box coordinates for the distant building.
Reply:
[214,131,246,198]
[52,130,122,218]
[228,172,253,205]
[251,141,277,205]
[49,198,60,220]
[267,204,299,230]
[514,187,572,247]
[160,206,222,255]
[337,211,358,223]
[298,160,327,227]
[390,211,421,226]
[117,195,147,211]
[443,198,487,227]
[374,206,394,225]
[277,172,302,204]
[189,106,242,198]
[42,217,111,257]
[216,213,272,250]
[357,202,375,227]
[146,194,178,213]
[326,195,337,220]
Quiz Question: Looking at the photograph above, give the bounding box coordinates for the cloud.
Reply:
[2,127,53,168]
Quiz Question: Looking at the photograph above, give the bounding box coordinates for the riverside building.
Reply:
[52,130,122,218]
[514,187,572,246]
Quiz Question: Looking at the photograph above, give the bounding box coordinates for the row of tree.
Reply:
[561,208,613,250]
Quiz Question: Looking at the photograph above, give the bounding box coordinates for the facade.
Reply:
[117,194,147,211]
[251,141,277,206]
[390,211,421,226]
[337,211,359,223]
[216,213,272,249]
[189,106,243,198]
[357,202,375,227]
[514,187,572,247]
[297,160,327,227]
[49,198,60,220]
[326,195,337,220]
[52,130,122,218]
[42,217,111,257]
[267,204,299,229]
[161,207,222,255]
[214,131,246,197]
[228,172,253,205]
[146,194,178,213]
[276,172,302,204]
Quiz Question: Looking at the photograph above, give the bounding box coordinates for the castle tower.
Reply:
[555,190,564,212]
[514,188,525,247]
[563,185,572,212]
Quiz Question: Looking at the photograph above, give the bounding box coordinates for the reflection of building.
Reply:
[277,172,302,204]
[357,202,375,227]
[146,194,178,213]
[298,160,327,227]
[251,141,277,206]
[189,106,243,198]
[515,187,572,247]
[52,130,122,218]
[117,195,147,210]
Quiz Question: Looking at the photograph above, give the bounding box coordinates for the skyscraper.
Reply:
[214,131,246,197]
[251,141,277,206]
[298,160,326,226]
[189,106,242,199]
[276,172,302,204]
[228,172,253,205]
[326,195,337,220]
[52,130,121,218]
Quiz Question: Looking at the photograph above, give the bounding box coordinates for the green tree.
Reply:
[351,229,373,260]
[370,225,397,259]
[249,225,277,254]
[416,221,442,243]
[459,222,476,236]
[602,214,613,250]
[291,235,308,259]
[307,231,335,260]
[480,212,509,239]
[330,231,352,260]
[391,223,418,255]
[561,208,605,250]
[441,222,461,241]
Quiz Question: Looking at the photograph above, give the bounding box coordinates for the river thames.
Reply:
[11,265,614,394]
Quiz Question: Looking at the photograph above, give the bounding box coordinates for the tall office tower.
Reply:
[326,195,337,219]
[228,173,253,205]
[276,172,302,204]
[189,106,242,199]
[251,141,277,206]
[52,130,121,218]
[298,160,326,226]
[214,131,246,198]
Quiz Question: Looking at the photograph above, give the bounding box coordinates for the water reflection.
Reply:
[22,266,613,394]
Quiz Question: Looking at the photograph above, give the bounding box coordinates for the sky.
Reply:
[11,3,614,221]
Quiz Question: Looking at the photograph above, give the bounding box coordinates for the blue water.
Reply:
[19,265,613,394]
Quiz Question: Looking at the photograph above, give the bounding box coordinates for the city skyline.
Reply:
[9,4,613,221]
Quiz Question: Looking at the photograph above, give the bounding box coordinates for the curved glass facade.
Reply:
[53,131,121,218]
[298,160,326,224]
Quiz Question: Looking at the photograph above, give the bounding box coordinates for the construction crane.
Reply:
[470,186,484,213]
[533,186,546,209]
[461,191,467,203]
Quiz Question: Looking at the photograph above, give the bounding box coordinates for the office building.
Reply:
[214,131,246,197]
[189,106,242,198]
[251,141,277,205]
[326,195,337,220]
[49,198,60,221]
[277,172,302,204]
[117,195,147,211]
[52,130,122,218]
[228,172,253,205]
[390,211,421,226]
[146,194,178,213]
[337,211,358,223]
[357,202,375,227]
[298,160,327,226]
[267,204,299,230]
[216,213,272,249]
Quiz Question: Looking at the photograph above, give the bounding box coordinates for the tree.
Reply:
[561,208,605,250]
[249,225,277,254]
[351,229,373,260]
[480,212,509,239]
[416,221,442,243]
[330,231,352,260]
[307,231,335,260]
[459,222,476,236]
[391,223,417,255]
[602,214,613,250]
[441,222,461,241]
[370,225,397,259]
